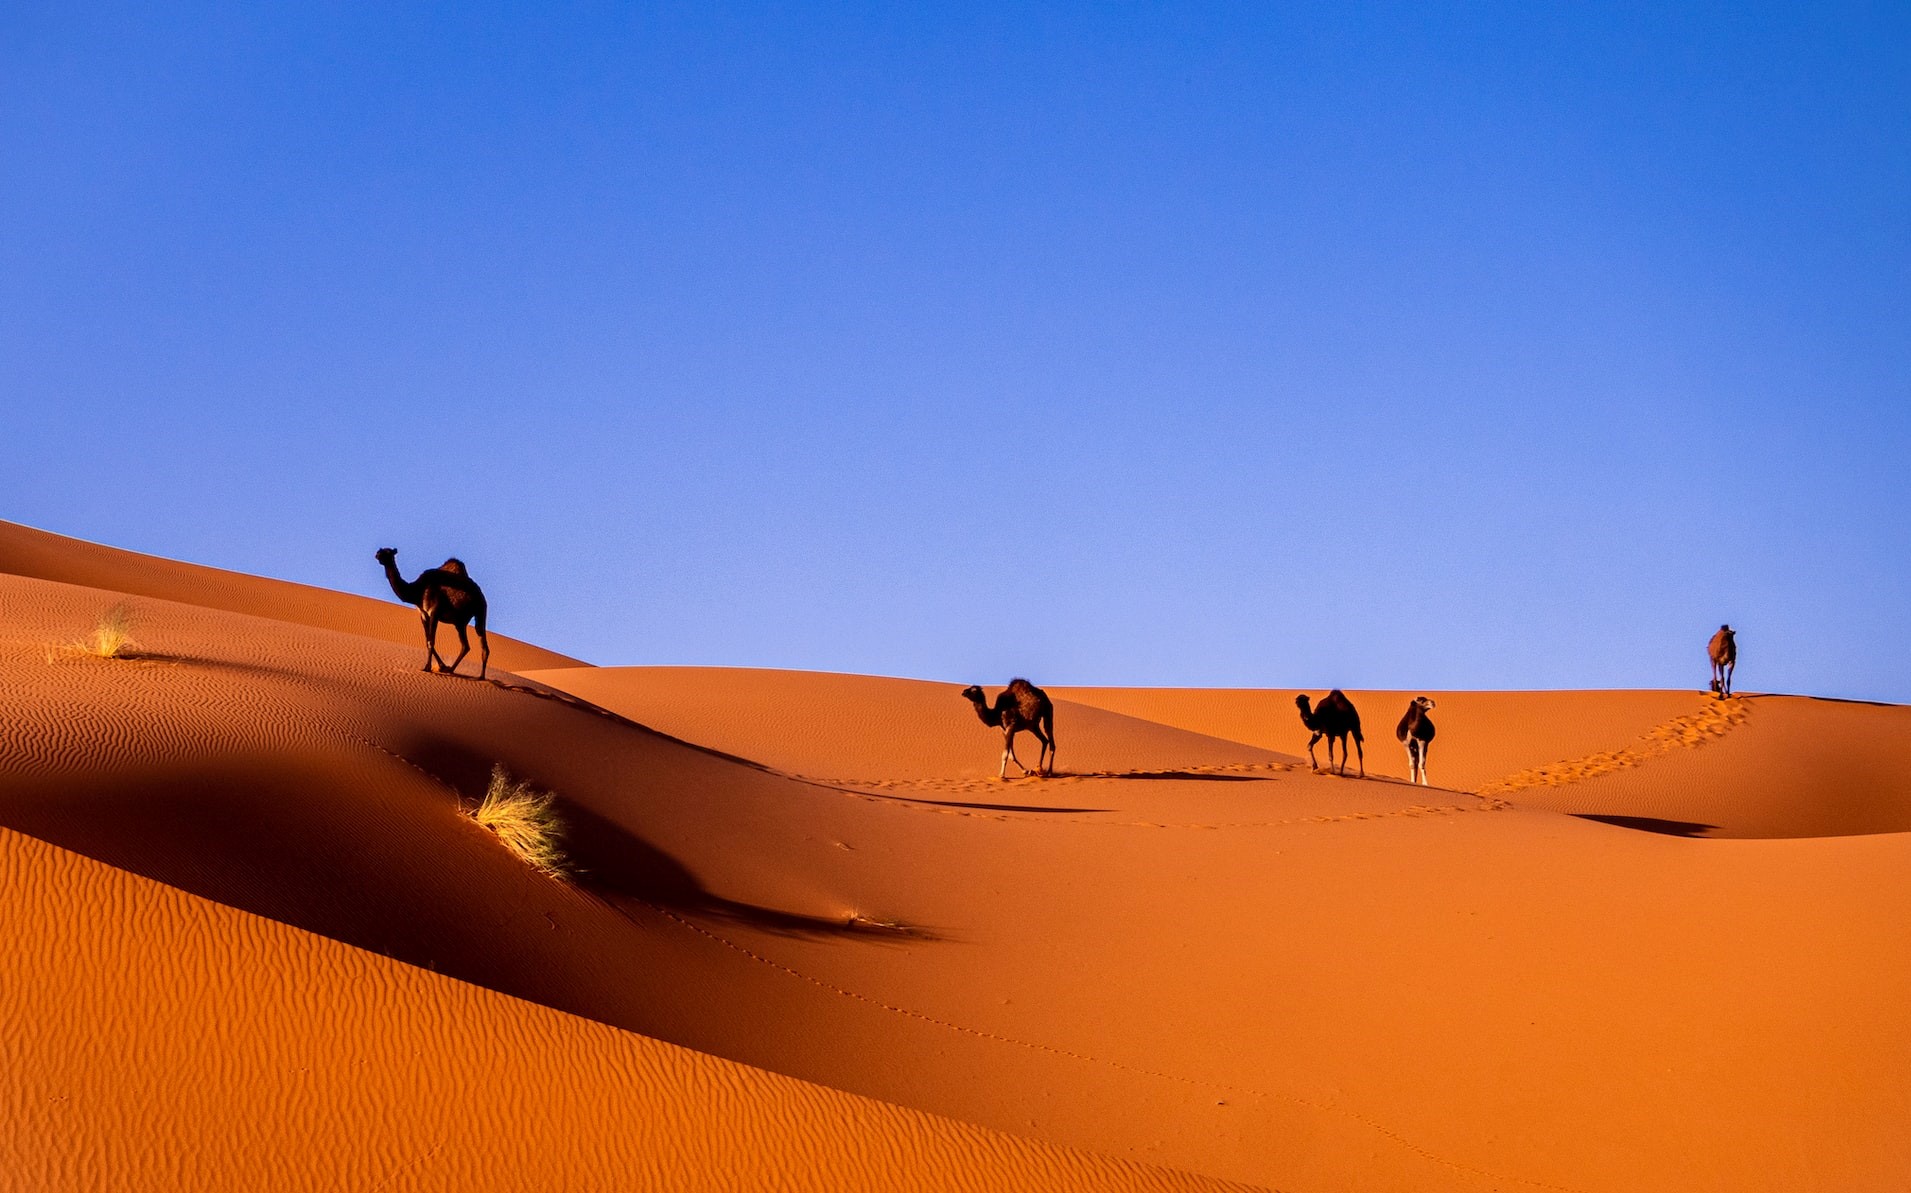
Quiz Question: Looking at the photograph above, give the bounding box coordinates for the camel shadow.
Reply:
[884,794,1104,813]
[1572,813,1717,838]
[1089,769,1277,783]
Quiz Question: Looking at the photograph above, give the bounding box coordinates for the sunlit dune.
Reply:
[2,520,1907,1191]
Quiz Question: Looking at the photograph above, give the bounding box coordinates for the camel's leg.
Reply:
[421,613,443,672]
[1306,733,1322,770]
[475,610,490,681]
[1031,726,1053,777]
[1421,740,1431,786]
[1724,662,1734,698]
[999,727,1016,780]
[1328,735,1341,775]
[1353,735,1365,778]
[1005,727,1030,776]
[1040,719,1056,776]
[442,622,471,676]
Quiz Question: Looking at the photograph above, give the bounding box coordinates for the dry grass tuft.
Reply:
[471,765,569,879]
[48,603,140,662]
[87,603,138,658]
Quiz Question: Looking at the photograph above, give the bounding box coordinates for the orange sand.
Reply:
[2,519,1907,1191]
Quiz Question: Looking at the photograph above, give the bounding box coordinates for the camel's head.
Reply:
[959,685,985,705]
[1294,694,1311,711]
[374,547,398,565]
[1411,696,1436,713]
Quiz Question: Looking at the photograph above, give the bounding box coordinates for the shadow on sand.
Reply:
[561,803,940,942]
[1091,769,1278,783]
[1572,813,1716,838]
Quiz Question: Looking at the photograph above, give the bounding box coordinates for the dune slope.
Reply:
[0,826,1251,1193]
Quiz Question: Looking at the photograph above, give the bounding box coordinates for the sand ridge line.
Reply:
[639,900,1585,1193]
[853,762,1300,790]
[787,771,1511,831]
[1477,697,1753,799]
[478,673,793,776]
[456,678,1513,831]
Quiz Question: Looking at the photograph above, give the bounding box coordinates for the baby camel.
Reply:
[960,679,1056,779]
[375,547,490,679]
[1396,696,1436,786]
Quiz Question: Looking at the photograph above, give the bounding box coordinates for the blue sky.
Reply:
[3,4,1907,698]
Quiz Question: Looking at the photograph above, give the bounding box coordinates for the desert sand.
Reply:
[2,517,1907,1191]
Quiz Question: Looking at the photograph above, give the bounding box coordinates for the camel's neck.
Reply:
[382,560,420,604]
[968,696,1002,728]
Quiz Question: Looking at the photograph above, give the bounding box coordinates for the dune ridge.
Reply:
[0,518,583,670]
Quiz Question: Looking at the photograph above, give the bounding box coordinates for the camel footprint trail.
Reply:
[1477,697,1751,799]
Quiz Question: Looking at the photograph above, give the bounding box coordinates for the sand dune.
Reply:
[518,665,1297,782]
[1062,686,1911,838]
[0,518,582,671]
[3,527,1909,1191]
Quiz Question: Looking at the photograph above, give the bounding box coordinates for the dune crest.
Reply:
[1477,696,1752,798]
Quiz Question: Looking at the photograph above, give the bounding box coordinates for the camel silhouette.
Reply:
[376,547,490,679]
[1296,690,1364,777]
[960,679,1056,779]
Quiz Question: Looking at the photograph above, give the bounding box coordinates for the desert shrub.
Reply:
[86,603,137,658]
[48,603,139,662]
[471,765,569,879]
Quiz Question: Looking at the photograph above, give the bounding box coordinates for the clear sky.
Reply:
[3,4,1907,699]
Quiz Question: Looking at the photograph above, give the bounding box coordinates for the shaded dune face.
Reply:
[0,828,1247,1193]
[3,527,1910,1192]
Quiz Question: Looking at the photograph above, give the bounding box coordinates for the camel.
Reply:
[1296,690,1364,777]
[375,547,490,679]
[960,679,1056,779]
[1396,696,1436,786]
[1708,625,1737,698]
